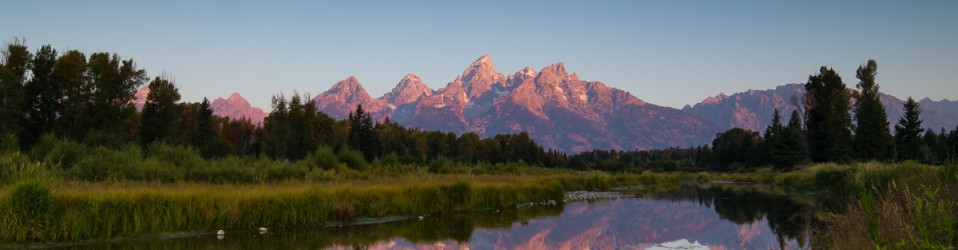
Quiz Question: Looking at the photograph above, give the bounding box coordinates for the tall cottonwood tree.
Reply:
[53,50,89,140]
[852,60,895,161]
[895,97,923,161]
[139,76,181,146]
[0,40,30,150]
[22,45,59,146]
[804,66,853,163]
[84,52,147,141]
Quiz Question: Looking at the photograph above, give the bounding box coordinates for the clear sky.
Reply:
[4,1,957,109]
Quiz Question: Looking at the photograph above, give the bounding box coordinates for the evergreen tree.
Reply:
[804,66,853,163]
[780,110,807,168]
[261,94,289,159]
[766,109,799,169]
[194,98,232,157]
[895,97,923,161]
[348,105,377,161]
[139,76,181,146]
[852,60,895,161]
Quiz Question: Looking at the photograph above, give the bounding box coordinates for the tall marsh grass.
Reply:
[813,163,958,249]
[0,173,674,243]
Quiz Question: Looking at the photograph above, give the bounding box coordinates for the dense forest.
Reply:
[2,41,957,178]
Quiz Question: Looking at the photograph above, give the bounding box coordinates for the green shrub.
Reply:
[28,134,58,161]
[813,167,857,192]
[428,156,453,174]
[81,130,125,149]
[303,145,338,170]
[45,139,87,169]
[146,143,203,169]
[28,135,87,169]
[337,149,367,171]
[135,159,182,182]
[70,145,143,181]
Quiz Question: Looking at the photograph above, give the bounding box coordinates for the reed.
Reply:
[0,172,676,243]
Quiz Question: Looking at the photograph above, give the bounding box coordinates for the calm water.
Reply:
[27,183,818,249]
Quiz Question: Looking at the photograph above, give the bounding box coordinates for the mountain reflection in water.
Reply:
[43,184,813,250]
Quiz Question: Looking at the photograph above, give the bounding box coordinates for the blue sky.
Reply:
[4,1,957,109]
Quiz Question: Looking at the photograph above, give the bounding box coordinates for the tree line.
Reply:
[579,60,958,172]
[0,41,568,172]
[2,41,956,173]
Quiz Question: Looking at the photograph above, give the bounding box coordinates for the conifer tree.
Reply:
[348,105,378,161]
[804,66,853,163]
[895,97,924,161]
[852,60,895,161]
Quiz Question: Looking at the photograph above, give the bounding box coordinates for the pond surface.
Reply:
[28,183,818,249]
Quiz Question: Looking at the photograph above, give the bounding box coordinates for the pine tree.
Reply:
[852,60,895,161]
[348,105,378,161]
[261,94,290,159]
[766,110,806,169]
[804,66,853,163]
[139,76,181,146]
[895,97,923,161]
[783,110,807,166]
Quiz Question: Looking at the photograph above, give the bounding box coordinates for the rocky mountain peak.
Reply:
[211,92,266,126]
[325,76,372,102]
[536,62,570,84]
[382,73,434,106]
[227,92,246,102]
[132,85,150,111]
[460,54,504,99]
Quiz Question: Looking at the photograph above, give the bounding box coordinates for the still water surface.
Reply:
[35,183,818,249]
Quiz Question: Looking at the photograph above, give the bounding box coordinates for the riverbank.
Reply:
[0,173,681,243]
[2,161,954,248]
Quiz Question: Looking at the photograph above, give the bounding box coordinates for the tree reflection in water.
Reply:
[41,183,818,250]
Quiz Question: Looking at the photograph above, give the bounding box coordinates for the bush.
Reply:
[70,145,143,181]
[337,149,367,171]
[428,156,453,174]
[44,139,87,169]
[0,133,18,154]
[146,143,203,169]
[28,135,87,169]
[813,166,857,192]
[134,159,182,182]
[303,145,338,170]
[82,130,125,149]
[28,134,57,161]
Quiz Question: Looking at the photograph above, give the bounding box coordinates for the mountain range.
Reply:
[133,88,267,126]
[134,55,958,153]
